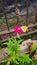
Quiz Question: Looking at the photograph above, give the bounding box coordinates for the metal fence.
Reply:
[0,0,37,43]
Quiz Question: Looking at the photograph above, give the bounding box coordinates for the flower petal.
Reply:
[13,25,23,34]
[21,26,28,32]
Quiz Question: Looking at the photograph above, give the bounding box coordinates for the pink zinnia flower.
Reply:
[13,25,23,34]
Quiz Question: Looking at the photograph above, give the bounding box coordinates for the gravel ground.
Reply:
[0,48,8,63]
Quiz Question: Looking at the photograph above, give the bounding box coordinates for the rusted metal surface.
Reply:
[15,0,20,24]
[0,29,37,43]
[35,6,37,22]
[1,0,11,38]
[0,22,37,43]
[0,23,37,35]
[26,0,29,26]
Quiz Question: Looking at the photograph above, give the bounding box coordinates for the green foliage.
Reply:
[19,54,32,65]
[0,17,5,23]
[31,42,37,52]
[9,22,17,27]
[0,60,37,65]
[0,62,6,65]
[4,38,32,65]
[16,34,21,39]
[5,38,23,65]
[7,38,23,54]
[32,60,37,65]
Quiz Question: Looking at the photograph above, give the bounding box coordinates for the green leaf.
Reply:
[32,60,37,65]
[16,34,21,39]
[12,38,17,44]
[7,61,10,65]
[18,39,23,44]
[31,42,37,52]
